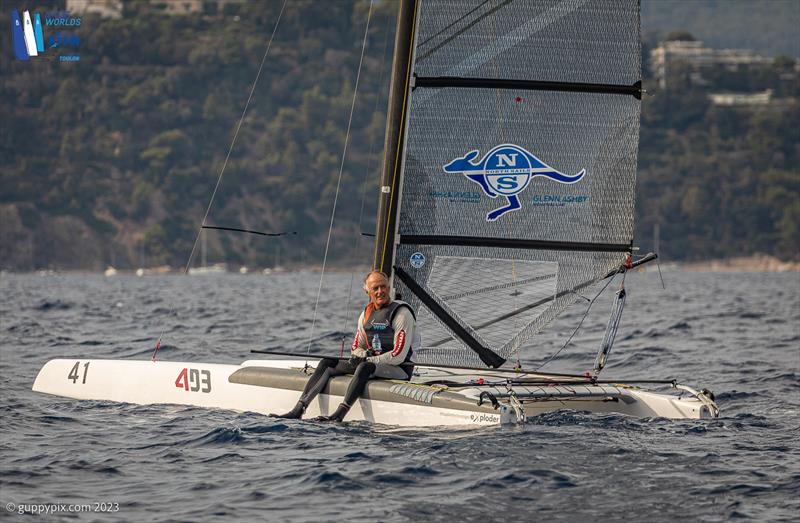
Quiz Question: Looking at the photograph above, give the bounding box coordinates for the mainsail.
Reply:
[381,0,642,368]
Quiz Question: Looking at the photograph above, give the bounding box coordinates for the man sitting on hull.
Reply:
[272,270,418,422]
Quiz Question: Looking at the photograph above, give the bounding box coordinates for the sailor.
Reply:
[272,270,417,422]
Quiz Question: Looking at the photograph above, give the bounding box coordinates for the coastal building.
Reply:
[157,0,203,15]
[708,90,773,106]
[66,0,122,19]
[650,39,772,89]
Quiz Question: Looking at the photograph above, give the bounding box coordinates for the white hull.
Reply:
[187,264,227,275]
[32,358,718,426]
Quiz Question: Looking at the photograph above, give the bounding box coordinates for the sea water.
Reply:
[0,271,797,522]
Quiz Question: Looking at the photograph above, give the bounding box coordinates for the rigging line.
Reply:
[439,273,555,301]
[151,0,288,361]
[424,255,656,347]
[306,0,374,355]
[416,0,514,62]
[655,257,666,290]
[341,11,393,340]
[378,0,419,271]
[533,270,619,371]
[183,0,288,275]
[201,225,297,237]
[416,0,491,49]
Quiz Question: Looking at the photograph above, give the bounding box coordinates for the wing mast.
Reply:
[373,0,418,276]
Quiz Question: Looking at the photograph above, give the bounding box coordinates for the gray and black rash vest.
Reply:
[351,300,418,365]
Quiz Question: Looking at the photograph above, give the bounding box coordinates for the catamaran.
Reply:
[33,0,719,426]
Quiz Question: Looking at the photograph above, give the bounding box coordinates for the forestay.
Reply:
[391,0,642,367]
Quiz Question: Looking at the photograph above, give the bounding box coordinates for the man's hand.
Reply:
[348,355,366,366]
[349,348,368,366]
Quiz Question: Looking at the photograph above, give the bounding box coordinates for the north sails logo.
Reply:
[443,144,586,221]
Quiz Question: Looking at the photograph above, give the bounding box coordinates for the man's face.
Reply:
[366,273,391,308]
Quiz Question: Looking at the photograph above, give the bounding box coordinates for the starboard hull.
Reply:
[32,358,717,426]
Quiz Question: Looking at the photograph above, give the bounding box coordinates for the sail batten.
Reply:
[391,0,642,368]
[415,77,642,99]
[400,235,632,252]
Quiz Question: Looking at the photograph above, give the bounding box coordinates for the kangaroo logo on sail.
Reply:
[443,144,585,221]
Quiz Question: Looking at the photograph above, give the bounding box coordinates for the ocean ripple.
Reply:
[0,272,797,521]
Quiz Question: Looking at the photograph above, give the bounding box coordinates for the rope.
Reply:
[340,12,393,355]
[594,285,627,374]
[151,0,288,362]
[533,269,620,371]
[306,0,374,355]
[416,0,490,49]
[656,257,666,289]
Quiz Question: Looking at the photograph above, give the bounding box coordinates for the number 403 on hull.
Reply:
[175,368,212,393]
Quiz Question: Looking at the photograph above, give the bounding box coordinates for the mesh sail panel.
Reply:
[395,245,623,364]
[426,256,557,349]
[394,0,641,366]
[414,0,641,85]
[399,89,639,244]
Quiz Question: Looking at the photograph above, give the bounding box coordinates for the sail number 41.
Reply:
[175,368,211,393]
[68,361,90,384]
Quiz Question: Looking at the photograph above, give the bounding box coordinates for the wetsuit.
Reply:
[272,300,417,420]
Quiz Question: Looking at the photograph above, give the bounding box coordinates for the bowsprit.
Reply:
[442,144,586,221]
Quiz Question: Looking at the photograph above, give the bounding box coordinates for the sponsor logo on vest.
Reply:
[443,144,586,221]
[410,252,425,269]
[370,321,389,330]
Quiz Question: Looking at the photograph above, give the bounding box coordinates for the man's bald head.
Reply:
[364,271,391,308]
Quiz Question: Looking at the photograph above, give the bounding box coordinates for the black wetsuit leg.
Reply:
[341,361,376,407]
[314,361,377,422]
[298,358,355,405]
[272,358,359,419]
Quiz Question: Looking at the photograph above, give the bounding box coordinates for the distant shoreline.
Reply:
[670,254,799,273]
[2,255,798,275]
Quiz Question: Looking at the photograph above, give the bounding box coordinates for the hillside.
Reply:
[642,0,799,57]
[1,1,394,270]
[0,1,797,270]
